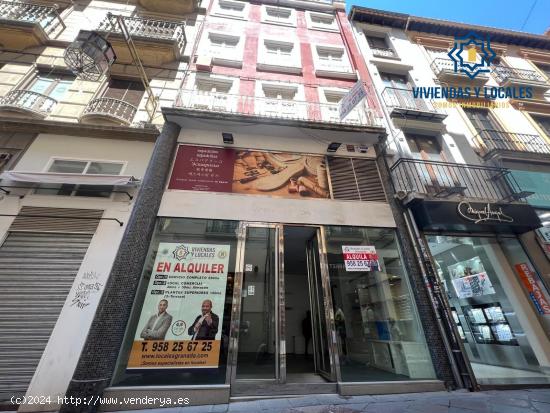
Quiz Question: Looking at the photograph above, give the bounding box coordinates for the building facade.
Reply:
[0,0,204,409]
[2,1,550,412]
[350,6,550,387]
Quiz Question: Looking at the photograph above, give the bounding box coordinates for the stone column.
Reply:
[61,121,180,412]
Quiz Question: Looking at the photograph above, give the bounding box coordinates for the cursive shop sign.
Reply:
[457,202,514,224]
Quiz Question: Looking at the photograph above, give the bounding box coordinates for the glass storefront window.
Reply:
[112,218,239,386]
[325,226,436,382]
[427,235,550,385]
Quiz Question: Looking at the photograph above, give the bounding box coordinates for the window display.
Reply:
[326,226,435,382]
[427,235,550,385]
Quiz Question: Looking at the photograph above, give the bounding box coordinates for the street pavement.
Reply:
[120,388,550,413]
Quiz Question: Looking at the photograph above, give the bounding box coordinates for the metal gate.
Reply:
[0,207,101,399]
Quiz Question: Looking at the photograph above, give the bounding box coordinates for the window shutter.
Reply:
[328,157,386,202]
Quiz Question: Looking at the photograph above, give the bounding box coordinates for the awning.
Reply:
[0,171,140,186]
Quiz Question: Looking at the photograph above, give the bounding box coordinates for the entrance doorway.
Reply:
[229,224,337,396]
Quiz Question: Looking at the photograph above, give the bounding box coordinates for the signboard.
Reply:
[168,145,330,199]
[514,263,550,316]
[410,200,541,234]
[342,245,380,272]
[339,81,367,121]
[168,146,236,192]
[451,272,495,298]
[127,242,230,370]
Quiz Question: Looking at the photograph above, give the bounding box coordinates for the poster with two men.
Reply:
[127,242,230,370]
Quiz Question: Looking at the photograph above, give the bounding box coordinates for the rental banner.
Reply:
[127,242,230,370]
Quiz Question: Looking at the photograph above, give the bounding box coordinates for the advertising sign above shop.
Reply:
[168,145,330,200]
[514,263,550,316]
[339,81,366,120]
[127,242,230,370]
[410,200,541,234]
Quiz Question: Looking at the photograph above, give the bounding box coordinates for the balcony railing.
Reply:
[492,65,549,86]
[473,129,550,156]
[382,87,441,115]
[0,0,64,34]
[371,47,397,59]
[97,15,186,54]
[81,97,137,125]
[430,57,489,80]
[0,90,57,116]
[175,89,381,127]
[391,158,527,202]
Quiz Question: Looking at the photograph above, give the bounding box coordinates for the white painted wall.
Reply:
[0,134,154,412]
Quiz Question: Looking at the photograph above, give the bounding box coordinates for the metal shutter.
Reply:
[328,157,387,202]
[0,207,101,398]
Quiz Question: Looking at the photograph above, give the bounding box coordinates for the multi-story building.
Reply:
[0,0,204,410]
[50,0,460,411]
[350,6,550,388]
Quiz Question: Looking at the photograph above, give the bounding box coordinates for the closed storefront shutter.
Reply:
[0,207,102,398]
[328,157,386,202]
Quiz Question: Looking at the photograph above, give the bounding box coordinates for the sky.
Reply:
[349,0,550,35]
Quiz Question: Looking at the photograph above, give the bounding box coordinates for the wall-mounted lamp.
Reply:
[222,132,234,144]
[327,142,341,153]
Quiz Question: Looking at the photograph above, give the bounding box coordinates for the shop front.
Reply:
[408,198,550,386]
[103,118,445,406]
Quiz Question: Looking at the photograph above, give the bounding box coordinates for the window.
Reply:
[321,89,359,123]
[317,46,344,62]
[214,0,247,18]
[265,40,293,56]
[532,114,550,138]
[36,159,124,197]
[536,63,550,80]
[462,108,506,145]
[366,34,396,58]
[206,32,242,64]
[18,73,73,113]
[262,6,296,26]
[380,72,409,89]
[191,76,235,111]
[103,79,145,107]
[259,83,301,118]
[307,11,338,31]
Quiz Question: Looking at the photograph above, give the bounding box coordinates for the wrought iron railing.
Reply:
[492,65,549,85]
[175,89,382,127]
[0,89,57,116]
[371,47,397,59]
[81,97,137,124]
[391,158,525,202]
[473,129,550,156]
[97,15,186,55]
[430,57,489,78]
[0,0,64,34]
[382,87,440,113]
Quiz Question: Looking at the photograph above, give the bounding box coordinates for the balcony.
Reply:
[0,0,65,50]
[371,47,398,59]
[175,89,382,128]
[138,0,198,15]
[0,90,57,118]
[97,15,186,65]
[391,158,531,204]
[492,65,550,94]
[80,97,137,126]
[430,57,489,86]
[473,129,550,162]
[382,87,447,125]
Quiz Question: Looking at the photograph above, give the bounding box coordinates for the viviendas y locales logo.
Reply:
[413,32,533,103]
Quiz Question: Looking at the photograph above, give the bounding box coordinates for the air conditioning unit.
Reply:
[196,55,213,72]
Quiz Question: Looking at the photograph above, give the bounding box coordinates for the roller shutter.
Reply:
[0,207,102,399]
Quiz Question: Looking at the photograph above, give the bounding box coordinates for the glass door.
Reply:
[234,224,279,381]
[306,230,334,380]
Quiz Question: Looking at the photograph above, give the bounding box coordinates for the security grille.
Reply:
[328,157,386,202]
